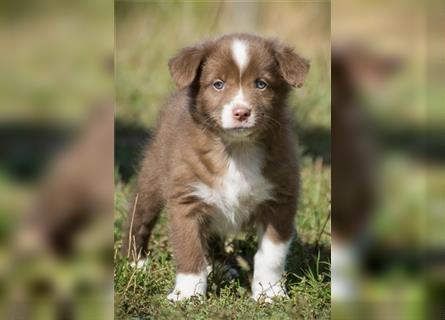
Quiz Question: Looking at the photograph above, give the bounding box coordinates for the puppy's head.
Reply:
[169,34,309,140]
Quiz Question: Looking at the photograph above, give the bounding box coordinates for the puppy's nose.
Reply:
[232,107,251,122]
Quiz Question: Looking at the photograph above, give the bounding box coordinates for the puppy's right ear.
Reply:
[168,43,208,89]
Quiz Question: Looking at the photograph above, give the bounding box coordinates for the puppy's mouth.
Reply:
[223,126,254,137]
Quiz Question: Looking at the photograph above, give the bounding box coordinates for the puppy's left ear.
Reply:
[273,42,310,88]
[168,43,208,89]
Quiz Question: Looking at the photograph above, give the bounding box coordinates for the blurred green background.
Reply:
[0,1,113,319]
[332,1,445,319]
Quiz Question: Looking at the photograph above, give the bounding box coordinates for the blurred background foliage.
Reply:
[0,0,113,124]
[332,1,445,318]
[0,1,113,319]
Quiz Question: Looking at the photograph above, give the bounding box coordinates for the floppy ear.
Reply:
[273,43,310,88]
[168,44,207,89]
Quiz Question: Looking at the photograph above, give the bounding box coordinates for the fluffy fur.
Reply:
[122,33,309,301]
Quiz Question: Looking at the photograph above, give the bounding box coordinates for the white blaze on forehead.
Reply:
[231,39,249,73]
[232,89,247,106]
[220,39,253,130]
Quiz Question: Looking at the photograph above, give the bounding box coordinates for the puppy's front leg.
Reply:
[167,202,208,301]
[252,205,294,302]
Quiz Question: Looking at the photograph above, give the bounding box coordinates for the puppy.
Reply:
[331,43,400,300]
[122,33,309,301]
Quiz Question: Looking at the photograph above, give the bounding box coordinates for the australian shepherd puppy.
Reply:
[122,33,309,301]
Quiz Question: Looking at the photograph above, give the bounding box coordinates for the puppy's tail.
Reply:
[121,192,163,261]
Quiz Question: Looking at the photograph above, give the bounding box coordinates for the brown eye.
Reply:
[213,80,225,91]
[255,79,268,90]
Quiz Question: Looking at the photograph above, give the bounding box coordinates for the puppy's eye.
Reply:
[255,79,268,90]
[213,80,225,91]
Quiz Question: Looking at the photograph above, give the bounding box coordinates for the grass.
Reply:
[114,156,331,319]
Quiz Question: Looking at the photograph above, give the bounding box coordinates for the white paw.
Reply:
[331,241,359,301]
[167,290,204,302]
[252,281,287,303]
[167,272,207,302]
[129,258,146,269]
[331,276,355,302]
[252,235,291,302]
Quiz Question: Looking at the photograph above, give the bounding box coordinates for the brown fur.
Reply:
[25,101,114,256]
[331,43,400,241]
[122,34,309,274]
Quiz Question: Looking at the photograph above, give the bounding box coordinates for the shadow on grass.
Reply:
[205,234,330,296]
[115,118,151,182]
[286,239,331,286]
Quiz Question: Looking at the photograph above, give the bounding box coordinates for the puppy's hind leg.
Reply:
[121,187,163,266]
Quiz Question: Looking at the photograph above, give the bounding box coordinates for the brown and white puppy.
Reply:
[122,33,309,301]
[331,43,401,300]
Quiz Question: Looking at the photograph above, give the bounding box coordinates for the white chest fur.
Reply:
[190,144,274,234]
